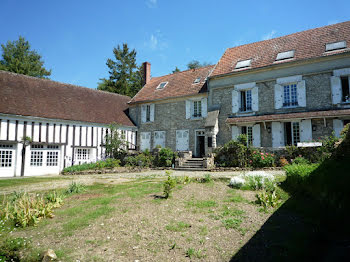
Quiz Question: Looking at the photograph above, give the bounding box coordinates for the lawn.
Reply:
[0,175,277,261]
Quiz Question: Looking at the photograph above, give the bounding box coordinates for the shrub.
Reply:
[279,157,289,167]
[250,151,275,168]
[125,152,154,168]
[154,147,175,167]
[256,189,280,209]
[292,156,310,165]
[283,163,319,192]
[214,135,252,167]
[62,158,120,173]
[0,237,30,261]
[163,176,177,199]
[200,174,213,183]
[66,182,86,194]
[340,123,349,138]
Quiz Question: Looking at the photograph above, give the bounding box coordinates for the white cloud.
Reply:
[146,0,157,8]
[144,31,168,51]
[262,30,277,40]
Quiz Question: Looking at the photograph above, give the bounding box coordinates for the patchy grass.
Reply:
[0,176,67,189]
[0,176,292,261]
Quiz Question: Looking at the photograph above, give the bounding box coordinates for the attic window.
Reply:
[235,59,251,69]
[193,77,201,84]
[326,41,347,52]
[156,82,168,90]
[276,50,295,61]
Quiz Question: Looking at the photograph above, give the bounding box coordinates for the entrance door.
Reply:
[195,130,205,157]
[176,130,189,151]
[140,132,151,151]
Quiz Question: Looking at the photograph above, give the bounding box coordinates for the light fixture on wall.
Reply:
[267,126,271,133]
[312,125,317,131]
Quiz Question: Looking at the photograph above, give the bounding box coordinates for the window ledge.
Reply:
[235,111,256,116]
[190,117,204,120]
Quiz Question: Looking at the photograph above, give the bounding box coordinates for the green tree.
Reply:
[98,43,142,97]
[0,36,51,78]
[172,66,180,73]
[187,60,210,69]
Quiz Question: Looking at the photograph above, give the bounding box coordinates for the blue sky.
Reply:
[1,0,349,89]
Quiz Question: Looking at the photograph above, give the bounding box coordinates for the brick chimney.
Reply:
[142,62,151,86]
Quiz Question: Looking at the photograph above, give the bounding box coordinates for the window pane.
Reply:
[291,84,298,105]
[292,122,300,146]
[31,151,43,166]
[246,90,252,110]
[47,151,58,166]
[247,127,253,145]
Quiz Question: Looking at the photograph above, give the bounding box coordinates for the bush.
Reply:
[283,163,319,192]
[65,182,86,194]
[250,151,275,168]
[0,237,30,261]
[62,158,120,173]
[163,176,177,199]
[279,157,289,167]
[154,147,175,167]
[292,156,310,165]
[214,135,252,167]
[124,152,154,168]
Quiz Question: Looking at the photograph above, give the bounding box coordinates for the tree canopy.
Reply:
[98,43,142,98]
[172,66,180,73]
[0,36,51,78]
[187,60,210,69]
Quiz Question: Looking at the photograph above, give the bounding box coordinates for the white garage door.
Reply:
[176,130,189,151]
[154,131,165,148]
[140,132,151,151]
[0,144,16,177]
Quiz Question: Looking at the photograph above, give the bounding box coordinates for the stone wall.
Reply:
[133,99,206,154]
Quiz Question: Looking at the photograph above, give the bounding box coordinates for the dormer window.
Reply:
[276,50,295,61]
[326,41,347,52]
[235,59,251,69]
[193,77,201,84]
[156,82,168,90]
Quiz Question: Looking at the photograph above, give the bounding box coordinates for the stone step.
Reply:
[174,168,208,171]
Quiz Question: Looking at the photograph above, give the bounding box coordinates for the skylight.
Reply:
[193,77,201,84]
[326,41,347,52]
[235,59,251,69]
[276,50,295,61]
[156,82,168,90]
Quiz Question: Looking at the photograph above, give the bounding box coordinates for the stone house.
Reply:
[131,21,350,155]
[0,71,137,177]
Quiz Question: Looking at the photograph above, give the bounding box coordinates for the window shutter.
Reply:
[297,80,306,107]
[251,86,259,111]
[271,122,284,147]
[274,84,283,109]
[231,125,239,140]
[232,89,239,113]
[252,124,261,147]
[331,76,342,104]
[201,98,208,117]
[300,119,312,142]
[141,105,146,123]
[333,119,344,137]
[150,104,155,122]
[185,100,191,119]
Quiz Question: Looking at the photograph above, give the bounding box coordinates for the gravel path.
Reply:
[0,169,285,195]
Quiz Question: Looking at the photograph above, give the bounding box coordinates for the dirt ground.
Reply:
[8,179,273,262]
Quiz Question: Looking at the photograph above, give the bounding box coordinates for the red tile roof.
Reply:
[212,21,350,77]
[129,65,215,104]
[226,109,350,124]
[0,70,135,126]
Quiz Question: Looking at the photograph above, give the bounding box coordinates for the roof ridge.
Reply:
[149,64,215,81]
[0,70,131,100]
[227,20,350,50]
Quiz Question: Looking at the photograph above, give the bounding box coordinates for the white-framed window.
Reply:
[235,59,251,69]
[340,76,350,102]
[141,104,154,123]
[240,90,252,112]
[0,148,13,167]
[30,151,43,166]
[75,148,91,160]
[156,82,168,90]
[47,151,58,166]
[284,122,300,146]
[193,100,202,118]
[241,126,253,145]
[283,83,298,107]
[193,77,201,84]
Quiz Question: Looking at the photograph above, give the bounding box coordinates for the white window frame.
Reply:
[340,75,350,103]
[46,151,59,166]
[284,122,300,146]
[75,148,91,161]
[30,150,43,166]
[240,89,252,112]
[156,82,168,90]
[241,126,253,146]
[283,83,298,107]
[193,100,202,118]
[0,144,14,168]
